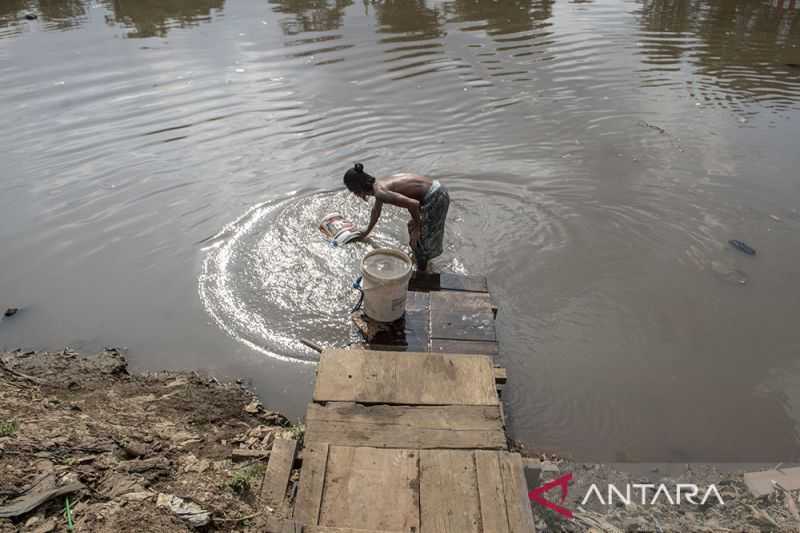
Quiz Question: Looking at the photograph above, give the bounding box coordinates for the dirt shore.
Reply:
[3,349,800,532]
[0,349,297,532]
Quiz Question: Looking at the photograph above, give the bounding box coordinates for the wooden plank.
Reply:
[294,443,329,526]
[314,349,498,406]
[264,516,302,533]
[419,450,481,533]
[431,291,493,312]
[352,292,430,350]
[406,290,431,312]
[318,446,420,532]
[303,526,396,533]
[430,292,496,342]
[431,339,498,356]
[352,342,428,352]
[304,402,506,450]
[499,453,536,533]
[261,438,298,511]
[409,272,489,293]
[304,527,401,533]
[475,451,511,533]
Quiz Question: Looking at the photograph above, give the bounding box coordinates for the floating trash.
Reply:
[729,240,756,256]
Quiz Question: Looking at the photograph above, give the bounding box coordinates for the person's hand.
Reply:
[409,226,421,248]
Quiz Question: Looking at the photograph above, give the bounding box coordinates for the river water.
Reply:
[2,0,800,461]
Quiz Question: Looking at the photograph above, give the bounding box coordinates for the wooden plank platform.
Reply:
[409,271,489,293]
[314,349,498,406]
[261,438,298,513]
[269,273,534,533]
[304,402,506,450]
[352,273,499,355]
[294,446,533,533]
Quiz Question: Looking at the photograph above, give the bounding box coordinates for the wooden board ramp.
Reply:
[313,349,499,406]
[264,273,534,533]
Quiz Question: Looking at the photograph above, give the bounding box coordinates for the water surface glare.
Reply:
[2,0,800,461]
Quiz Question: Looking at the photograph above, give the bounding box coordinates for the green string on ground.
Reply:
[64,496,74,531]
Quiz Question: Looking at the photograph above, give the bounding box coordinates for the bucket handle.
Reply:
[351,275,364,313]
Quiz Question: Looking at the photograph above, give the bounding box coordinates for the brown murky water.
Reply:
[2,0,800,461]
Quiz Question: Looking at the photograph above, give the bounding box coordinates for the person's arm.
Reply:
[376,189,421,227]
[361,199,383,238]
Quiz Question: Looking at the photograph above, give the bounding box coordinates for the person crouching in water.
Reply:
[343,163,449,270]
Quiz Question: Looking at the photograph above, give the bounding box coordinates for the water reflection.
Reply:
[0,0,87,30]
[444,0,554,35]
[372,0,444,37]
[102,0,225,37]
[638,0,800,106]
[269,0,353,34]
[2,0,800,462]
[0,0,29,27]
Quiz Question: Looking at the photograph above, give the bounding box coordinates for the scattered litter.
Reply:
[744,466,800,497]
[244,399,262,414]
[729,239,756,256]
[748,504,779,528]
[181,453,211,474]
[235,68,245,73]
[156,493,211,528]
[0,472,84,518]
[769,214,782,222]
[119,491,155,502]
[773,481,800,522]
[230,448,270,460]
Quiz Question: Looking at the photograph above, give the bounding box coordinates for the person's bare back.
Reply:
[377,173,432,204]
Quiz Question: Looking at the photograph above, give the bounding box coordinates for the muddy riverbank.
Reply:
[0,349,298,532]
[3,349,800,532]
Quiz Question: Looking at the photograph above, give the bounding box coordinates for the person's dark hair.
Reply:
[343,162,375,194]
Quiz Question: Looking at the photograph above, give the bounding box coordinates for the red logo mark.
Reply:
[528,472,574,519]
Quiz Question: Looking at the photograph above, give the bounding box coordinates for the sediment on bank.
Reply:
[0,349,298,532]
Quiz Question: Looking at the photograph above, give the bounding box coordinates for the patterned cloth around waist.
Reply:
[414,181,449,263]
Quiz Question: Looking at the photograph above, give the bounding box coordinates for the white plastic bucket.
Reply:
[360,248,413,322]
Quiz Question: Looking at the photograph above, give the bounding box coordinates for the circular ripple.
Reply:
[199,178,570,364]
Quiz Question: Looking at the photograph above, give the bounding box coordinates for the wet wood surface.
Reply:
[281,274,535,533]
